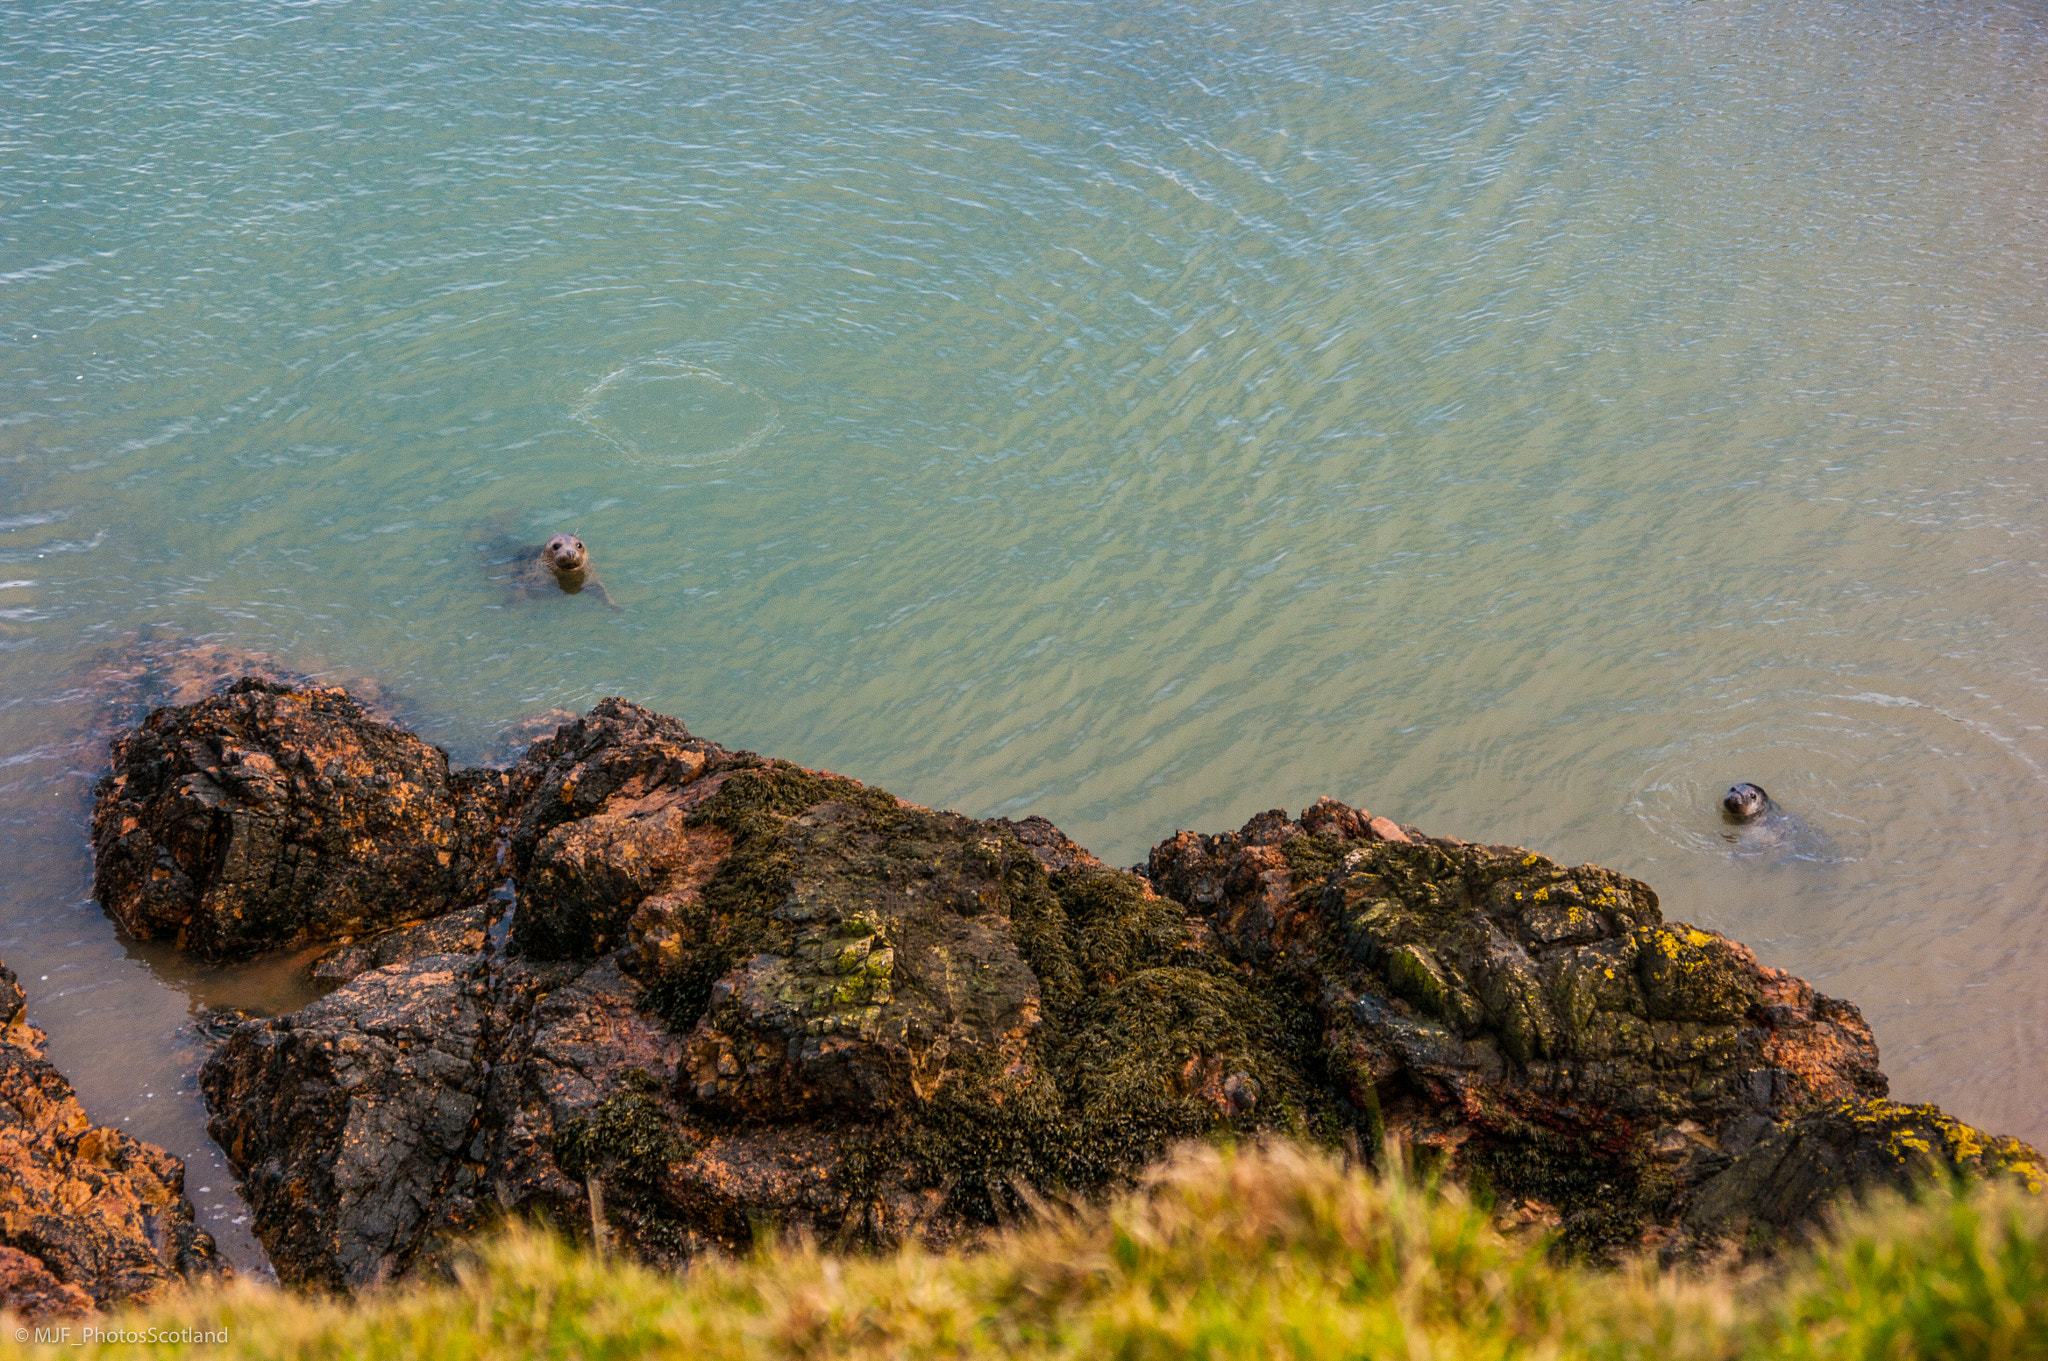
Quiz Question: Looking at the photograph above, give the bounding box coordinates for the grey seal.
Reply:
[486,530,619,609]
[1720,782,1837,862]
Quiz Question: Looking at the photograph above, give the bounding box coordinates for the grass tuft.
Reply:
[1769,1178,2048,1361]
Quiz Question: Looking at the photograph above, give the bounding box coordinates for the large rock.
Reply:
[201,700,1314,1283]
[498,698,736,963]
[181,693,2043,1287]
[0,960,226,1316]
[92,678,506,960]
[1146,807,2041,1250]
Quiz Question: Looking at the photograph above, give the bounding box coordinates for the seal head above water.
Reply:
[1722,782,1770,823]
[537,533,616,607]
[542,533,590,583]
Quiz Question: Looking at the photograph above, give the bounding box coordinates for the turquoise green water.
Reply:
[6,0,2048,1268]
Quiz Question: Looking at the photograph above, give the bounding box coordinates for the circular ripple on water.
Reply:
[1625,686,2048,869]
[570,359,780,468]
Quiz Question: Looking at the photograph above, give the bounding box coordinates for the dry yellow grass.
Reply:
[2,1139,2040,1360]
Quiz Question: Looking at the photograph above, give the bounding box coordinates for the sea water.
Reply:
[4,0,2047,1268]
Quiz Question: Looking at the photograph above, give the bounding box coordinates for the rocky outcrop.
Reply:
[498,699,735,964]
[1682,1098,2046,1241]
[1144,808,2041,1249]
[92,678,506,960]
[0,961,226,1316]
[171,691,2042,1288]
[200,699,1320,1284]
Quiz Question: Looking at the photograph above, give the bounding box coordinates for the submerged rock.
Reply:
[165,690,2044,1288]
[92,678,506,960]
[0,960,227,1316]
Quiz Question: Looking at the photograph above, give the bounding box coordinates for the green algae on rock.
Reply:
[159,692,2045,1288]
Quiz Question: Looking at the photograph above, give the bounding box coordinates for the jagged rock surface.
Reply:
[179,692,2044,1289]
[201,699,1315,1285]
[0,961,226,1316]
[202,955,494,1290]
[92,678,506,960]
[310,902,501,985]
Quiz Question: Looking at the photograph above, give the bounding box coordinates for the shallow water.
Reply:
[5,0,2048,1270]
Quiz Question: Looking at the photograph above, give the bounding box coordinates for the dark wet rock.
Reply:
[201,948,706,1288]
[472,955,709,1254]
[0,968,22,1029]
[0,959,227,1312]
[92,678,507,961]
[498,698,739,964]
[198,698,1295,1283]
[200,954,494,1291]
[170,691,2043,1288]
[1685,1098,2048,1244]
[1142,805,2042,1254]
[501,700,731,857]
[667,792,1047,1124]
[993,814,1109,876]
[1294,796,1411,846]
[309,902,501,985]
